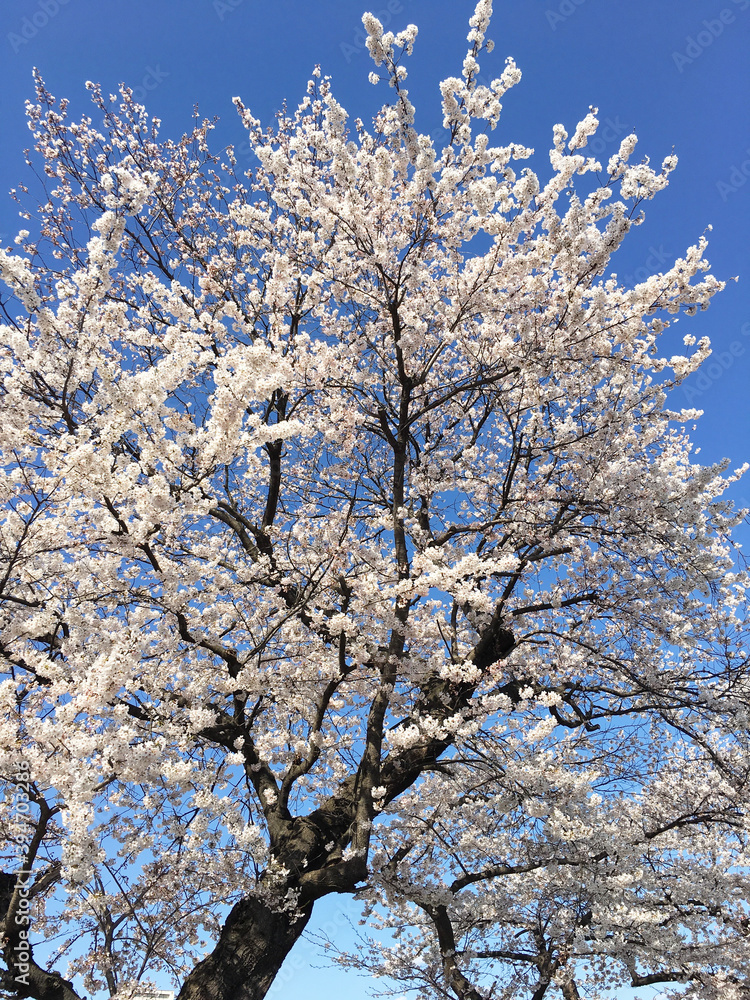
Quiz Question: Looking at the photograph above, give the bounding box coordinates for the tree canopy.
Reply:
[1,3,749,999]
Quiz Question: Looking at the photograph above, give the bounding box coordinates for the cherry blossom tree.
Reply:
[1,3,749,999]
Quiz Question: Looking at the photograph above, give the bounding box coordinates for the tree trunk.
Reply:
[176,894,313,1000]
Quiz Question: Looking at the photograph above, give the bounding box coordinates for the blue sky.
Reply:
[0,1,748,998]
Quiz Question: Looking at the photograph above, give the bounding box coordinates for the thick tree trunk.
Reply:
[172,625,517,1000]
[176,894,313,1000]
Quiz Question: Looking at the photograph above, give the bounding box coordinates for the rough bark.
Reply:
[0,616,515,1000]
[176,895,313,1000]
[173,622,515,1000]
[0,957,81,1000]
[1,923,81,1000]
[1,871,82,1000]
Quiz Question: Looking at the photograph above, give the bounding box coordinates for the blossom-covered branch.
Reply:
[1,2,748,999]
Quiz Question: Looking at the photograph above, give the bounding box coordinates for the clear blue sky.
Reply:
[1,1,748,998]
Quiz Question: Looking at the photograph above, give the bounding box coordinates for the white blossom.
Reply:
[0,11,746,1000]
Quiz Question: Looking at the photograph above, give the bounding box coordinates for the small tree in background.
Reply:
[1,3,749,998]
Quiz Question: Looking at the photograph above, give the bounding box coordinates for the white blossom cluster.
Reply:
[0,3,748,998]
